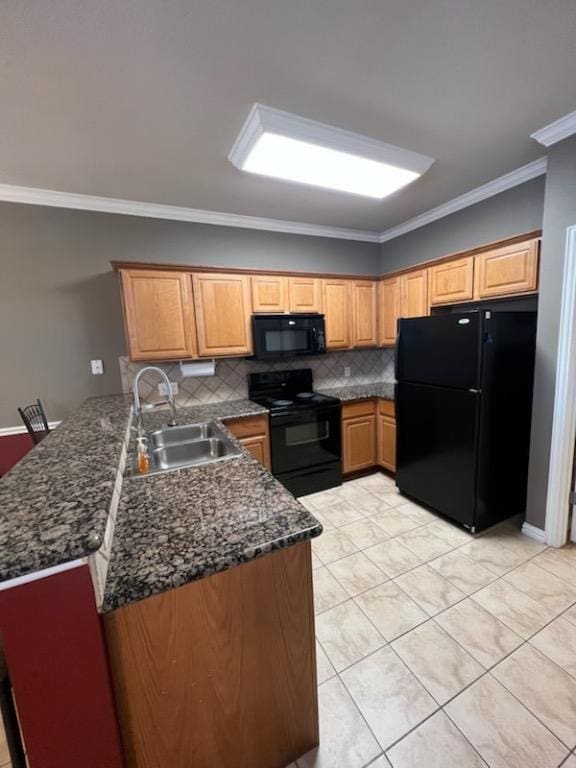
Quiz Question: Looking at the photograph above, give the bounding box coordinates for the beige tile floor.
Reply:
[298,472,576,768]
[2,472,576,768]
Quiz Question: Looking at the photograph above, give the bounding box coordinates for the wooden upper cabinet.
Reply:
[251,275,288,313]
[401,269,429,318]
[322,279,351,349]
[192,273,253,357]
[119,269,197,361]
[379,277,401,347]
[429,256,475,306]
[475,239,539,299]
[351,280,378,347]
[288,277,322,313]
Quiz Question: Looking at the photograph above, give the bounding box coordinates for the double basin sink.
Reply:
[129,421,242,478]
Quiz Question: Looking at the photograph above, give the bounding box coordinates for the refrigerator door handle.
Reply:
[468,388,482,393]
[395,322,401,380]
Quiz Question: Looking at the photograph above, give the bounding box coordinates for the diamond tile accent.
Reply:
[119,349,395,406]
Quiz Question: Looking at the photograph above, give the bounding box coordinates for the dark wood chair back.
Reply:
[17,399,50,445]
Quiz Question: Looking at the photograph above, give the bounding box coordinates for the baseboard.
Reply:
[521,521,547,544]
[0,421,61,437]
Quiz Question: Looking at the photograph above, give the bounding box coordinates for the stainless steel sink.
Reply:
[128,421,242,477]
[153,438,230,470]
[149,422,219,449]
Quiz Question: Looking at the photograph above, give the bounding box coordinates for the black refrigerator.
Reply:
[395,310,537,532]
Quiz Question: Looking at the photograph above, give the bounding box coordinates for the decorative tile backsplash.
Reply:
[120,349,395,406]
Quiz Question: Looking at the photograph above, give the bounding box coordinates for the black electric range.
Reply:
[248,369,342,497]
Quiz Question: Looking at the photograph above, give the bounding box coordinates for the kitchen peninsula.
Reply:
[0,395,322,768]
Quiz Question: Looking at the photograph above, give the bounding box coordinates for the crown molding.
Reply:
[531,109,576,147]
[0,156,549,246]
[379,157,548,243]
[0,183,381,243]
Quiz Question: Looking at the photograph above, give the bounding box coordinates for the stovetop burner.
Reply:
[248,368,341,413]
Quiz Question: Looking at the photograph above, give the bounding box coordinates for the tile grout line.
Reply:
[306,480,576,766]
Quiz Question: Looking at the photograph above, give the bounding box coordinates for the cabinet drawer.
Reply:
[225,414,269,439]
[378,399,395,417]
[342,399,376,419]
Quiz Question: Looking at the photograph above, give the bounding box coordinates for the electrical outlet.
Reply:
[344,366,351,378]
[158,381,178,397]
[91,359,104,375]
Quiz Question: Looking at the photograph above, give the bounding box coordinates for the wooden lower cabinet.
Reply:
[342,400,376,474]
[377,399,396,472]
[342,399,396,475]
[225,414,271,470]
[104,542,318,768]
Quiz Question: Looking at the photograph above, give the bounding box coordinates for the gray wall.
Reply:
[526,135,576,529]
[380,177,545,273]
[0,203,379,427]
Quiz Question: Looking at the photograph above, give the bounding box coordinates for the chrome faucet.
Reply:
[132,366,177,437]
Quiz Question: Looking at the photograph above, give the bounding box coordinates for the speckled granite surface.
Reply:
[0,395,132,581]
[316,381,395,402]
[102,446,321,612]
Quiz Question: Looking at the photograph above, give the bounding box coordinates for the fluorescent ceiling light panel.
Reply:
[229,104,434,199]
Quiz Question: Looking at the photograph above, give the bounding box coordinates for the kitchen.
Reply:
[2,3,576,768]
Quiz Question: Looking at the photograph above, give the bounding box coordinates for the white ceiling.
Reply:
[1,0,575,234]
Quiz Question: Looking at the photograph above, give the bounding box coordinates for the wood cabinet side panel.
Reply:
[104,543,318,768]
[377,413,397,472]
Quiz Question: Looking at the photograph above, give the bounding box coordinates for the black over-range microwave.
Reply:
[252,314,326,360]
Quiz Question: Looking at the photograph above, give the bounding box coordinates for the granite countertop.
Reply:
[0,393,322,600]
[317,381,395,402]
[0,394,132,581]
[102,446,320,612]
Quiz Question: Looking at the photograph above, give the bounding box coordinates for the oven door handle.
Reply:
[270,406,339,426]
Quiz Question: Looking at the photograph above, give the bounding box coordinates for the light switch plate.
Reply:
[91,359,104,375]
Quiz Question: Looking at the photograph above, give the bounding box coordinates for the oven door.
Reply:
[252,315,325,360]
[270,406,341,474]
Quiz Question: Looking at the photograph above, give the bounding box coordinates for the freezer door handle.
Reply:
[468,388,481,394]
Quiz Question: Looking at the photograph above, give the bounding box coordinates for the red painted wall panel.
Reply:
[0,566,125,768]
[0,433,34,476]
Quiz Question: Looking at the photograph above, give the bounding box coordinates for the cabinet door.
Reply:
[378,414,396,472]
[429,257,474,306]
[251,275,288,313]
[379,277,401,347]
[240,435,271,470]
[288,277,322,313]
[322,279,351,349]
[192,273,253,356]
[475,239,539,298]
[343,415,376,474]
[352,280,378,347]
[120,269,197,361]
[401,269,429,318]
